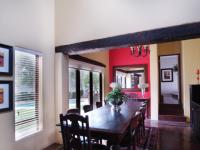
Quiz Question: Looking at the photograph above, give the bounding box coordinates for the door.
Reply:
[159,55,181,104]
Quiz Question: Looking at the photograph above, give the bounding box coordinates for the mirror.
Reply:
[113,65,148,91]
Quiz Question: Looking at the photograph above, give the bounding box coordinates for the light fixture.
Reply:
[130,45,150,57]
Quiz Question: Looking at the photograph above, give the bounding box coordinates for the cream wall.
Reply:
[150,44,159,120]
[182,38,200,120]
[55,53,68,143]
[55,0,200,46]
[81,51,110,95]
[0,0,55,150]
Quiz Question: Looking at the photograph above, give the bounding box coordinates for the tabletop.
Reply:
[84,100,142,143]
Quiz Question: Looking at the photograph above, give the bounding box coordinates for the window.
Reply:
[69,68,76,109]
[93,72,100,108]
[68,67,103,113]
[15,49,42,140]
[80,70,90,114]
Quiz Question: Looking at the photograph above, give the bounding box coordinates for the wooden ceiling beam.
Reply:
[55,22,200,54]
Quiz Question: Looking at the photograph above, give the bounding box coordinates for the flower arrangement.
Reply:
[138,83,149,97]
[105,82,128,106]
[138,83,149,89]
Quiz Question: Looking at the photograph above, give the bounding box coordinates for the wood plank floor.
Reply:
[44,120,200,150]
[146,120,200,150]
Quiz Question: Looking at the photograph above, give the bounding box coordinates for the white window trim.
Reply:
[14,46,43,141]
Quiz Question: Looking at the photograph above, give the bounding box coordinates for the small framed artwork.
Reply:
[0,44,13,75]
[0,81,13,112]
[161,68,173,82]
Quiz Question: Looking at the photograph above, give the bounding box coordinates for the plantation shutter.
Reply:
[15,50,41,140]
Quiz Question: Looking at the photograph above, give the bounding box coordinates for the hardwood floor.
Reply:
[44,120,200,150]
[146,120,200,150]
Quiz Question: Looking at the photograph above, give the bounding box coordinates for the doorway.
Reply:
[159,54,185,120]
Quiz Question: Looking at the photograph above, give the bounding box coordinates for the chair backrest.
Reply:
[125,111,142,147]
[67,108,80,114]
[96,102,102,108]
[132,111,142,129]
[83,105,93,113]
[139,106,146,120]
[60,113,92,150]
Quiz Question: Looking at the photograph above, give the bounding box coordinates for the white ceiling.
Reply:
[55,0,200,46]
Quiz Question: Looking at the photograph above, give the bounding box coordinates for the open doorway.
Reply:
[159,54,185,121]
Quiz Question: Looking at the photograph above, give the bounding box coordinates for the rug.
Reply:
[137,127,158,150]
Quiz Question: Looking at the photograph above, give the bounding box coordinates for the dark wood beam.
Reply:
[69,55,106,67]
[56,22,200,54]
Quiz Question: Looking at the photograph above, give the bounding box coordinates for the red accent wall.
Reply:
[109,47,150,98]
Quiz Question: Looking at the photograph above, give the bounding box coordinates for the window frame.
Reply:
[68,67,103,112]
[14,47,43,141]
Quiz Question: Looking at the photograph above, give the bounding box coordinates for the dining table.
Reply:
[84,100,142,149]
[57,100,142,150]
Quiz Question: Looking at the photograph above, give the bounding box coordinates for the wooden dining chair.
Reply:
[83,105,93,113]
[139,106,146,138]
[60,113,109,150]
[67,108,80,114]
[96,102,102,108]
[119,112,142,150]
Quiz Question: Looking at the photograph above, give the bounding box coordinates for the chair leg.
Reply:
[132,135,136,150]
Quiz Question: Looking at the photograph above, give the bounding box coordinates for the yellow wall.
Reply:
[158,41,181,55]
[0,1,55,150]
[81,51,110,95]
[157,41,183,105]
[182,38,200,120]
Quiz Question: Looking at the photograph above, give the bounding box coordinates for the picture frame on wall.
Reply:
[0,44,13,75]
[161,68,173,82]
[0,81,13,112]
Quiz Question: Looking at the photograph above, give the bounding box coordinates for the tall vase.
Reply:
[111,104,121,112]
[141,88,145,98]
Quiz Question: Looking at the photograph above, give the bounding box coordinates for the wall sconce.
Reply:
[130,45,150,57]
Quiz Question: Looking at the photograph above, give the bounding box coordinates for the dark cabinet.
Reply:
[190,85,200,139]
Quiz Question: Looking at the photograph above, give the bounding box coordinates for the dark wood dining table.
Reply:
[57,100,142,149]
[84,100,142,149]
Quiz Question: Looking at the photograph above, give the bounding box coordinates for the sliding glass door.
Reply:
[68,68,76,109]
[80,70,90,113]
[68,68,102,113]
[93,72,100,108]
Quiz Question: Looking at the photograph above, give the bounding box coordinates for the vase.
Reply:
[141,88,145,98]
[111,104,121,112]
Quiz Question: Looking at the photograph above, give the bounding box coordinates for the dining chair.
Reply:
[60,113,109,150]
[119,112,142,150]
[67,108,80,114]
[96,102,102,108]
[139,106,146,138]
[83,105,93,113]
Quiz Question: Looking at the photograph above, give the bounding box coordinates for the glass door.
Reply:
[80,70,90,114]
[93,72,100,108]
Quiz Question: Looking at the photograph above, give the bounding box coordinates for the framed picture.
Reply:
[161,68,173,82]
[0,81,13,112]
[0,44,13,75]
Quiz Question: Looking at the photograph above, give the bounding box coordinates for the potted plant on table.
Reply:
[105,82,128,111]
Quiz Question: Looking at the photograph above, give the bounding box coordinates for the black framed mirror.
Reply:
[113,64,148,92]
